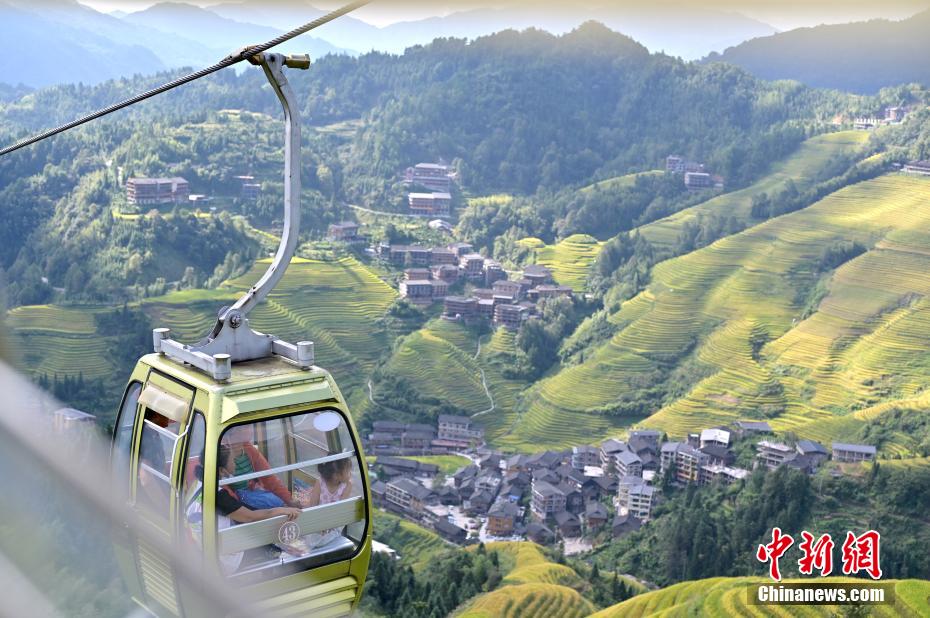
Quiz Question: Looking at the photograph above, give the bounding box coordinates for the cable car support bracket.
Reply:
[153,52,314,382]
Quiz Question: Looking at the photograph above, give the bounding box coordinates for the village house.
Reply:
[699,464,749,486]
[437,415,483,446]
[327,221,361,242]
[585,502,610,530]
[612,514,643,539]
[488,501,521,537]
[405,162,454,192]
[484,260,507,285]
[666,155,704,174]
[600,439,627,470]
[699,428,730,448]
[530,285,573,301]
[699,444,735,467]
[443,296,478,320]
[523,264,553,287]
[493,303,529,330]
[526,523,555,545]
[832,442,877,463]
[408,192,451,216]
[554,510,582,538]
[572,445,600,470]
[385,478,435,515]
[756,440,796,470]
[371,480,387,508]
[434,519,468,544]
[430,247,458,265]
[399,279,434,304]
[431,264,460,282]
[796,440,829,466]
[660,442,709,484]
[531,480,566,519]
[492,279,524,301]
[615,450,643,478]
[733,420,773,437]
[560,481,585,514]
[126,176,190,204]
[621,483,655,520]
[460,253,486,280]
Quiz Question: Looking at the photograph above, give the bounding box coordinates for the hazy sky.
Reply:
[78,0,930,29]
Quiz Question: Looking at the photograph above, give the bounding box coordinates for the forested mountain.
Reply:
[0,22,861,309]
[708,9,930,93]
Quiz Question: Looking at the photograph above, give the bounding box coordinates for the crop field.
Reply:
[374,319,532,445]
[460,542,594,618]
[518,234,604,292]
[372,510,448,572]
[591,577,930,617]
[6,305,113,380]
[580,170,663,193]
[7,256,396,415]
[638,130,870,248]
[395,454,472,475]
[518,174,930,452]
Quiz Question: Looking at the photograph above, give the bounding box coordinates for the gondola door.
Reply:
[129,370,196,616]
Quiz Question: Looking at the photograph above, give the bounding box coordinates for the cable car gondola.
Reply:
[109,52,372,618]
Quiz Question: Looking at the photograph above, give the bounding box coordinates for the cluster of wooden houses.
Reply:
[368,417,878,548]
[365,415,485,454]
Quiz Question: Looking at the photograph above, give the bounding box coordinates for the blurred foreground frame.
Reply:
[0,360,250,618]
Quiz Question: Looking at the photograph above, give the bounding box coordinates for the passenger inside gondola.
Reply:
[221,424,300,508]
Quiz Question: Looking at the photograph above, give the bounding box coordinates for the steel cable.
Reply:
[0,0,370,157]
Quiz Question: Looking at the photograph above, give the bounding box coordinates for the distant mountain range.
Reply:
[0,0,344,87]
[708,9,930,93]
[207,0,776,60]
[0,0,776,88]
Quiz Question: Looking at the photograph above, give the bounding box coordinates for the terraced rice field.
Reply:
[375,319,531,445]
[580,170,663,193]
[460,542,594,618]
[372,510,448,572]
[6,305,112,379]
[518,234,604,292]
[638,131,870,248]
[518,174,930,451]
[591,577,930,617]
[7,256,396,416]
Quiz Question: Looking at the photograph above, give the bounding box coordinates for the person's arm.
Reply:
[341,479,353,500]
[227,505,301,524]
[217,489,300,523]
[245,445,298,506]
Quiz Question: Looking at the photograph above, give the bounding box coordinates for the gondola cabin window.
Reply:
[137,408,181,520]
[215,410,367,582]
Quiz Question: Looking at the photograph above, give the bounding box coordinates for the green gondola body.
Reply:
[111,352,372,617]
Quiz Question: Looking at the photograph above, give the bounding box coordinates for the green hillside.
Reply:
[372,510,448,573]
[458,542,594,618]
[580,171,663,194]
[592,577,930,617]
[7,255,396,417]
[517,173,930,451]
[371,319,532,444]
[518,234,604,293]
[638,130,869,249]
